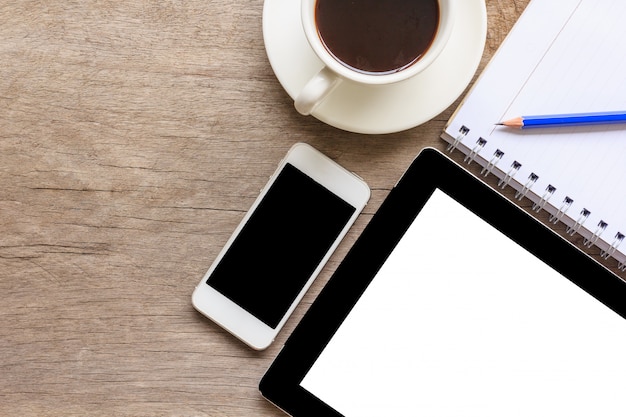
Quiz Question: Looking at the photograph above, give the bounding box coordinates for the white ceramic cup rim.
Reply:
[301,0,455,85]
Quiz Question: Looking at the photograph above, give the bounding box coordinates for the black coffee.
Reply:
[315,0,440,74]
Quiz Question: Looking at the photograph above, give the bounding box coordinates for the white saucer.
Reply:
[262,0,487,134]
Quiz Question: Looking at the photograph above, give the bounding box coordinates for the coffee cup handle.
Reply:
[294,66,342,115]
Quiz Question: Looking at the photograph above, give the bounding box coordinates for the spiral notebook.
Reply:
[442,0,626,272]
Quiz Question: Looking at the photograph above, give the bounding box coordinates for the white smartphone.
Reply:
[192,143,370,350]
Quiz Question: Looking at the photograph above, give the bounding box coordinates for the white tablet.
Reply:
[260,148,626,416]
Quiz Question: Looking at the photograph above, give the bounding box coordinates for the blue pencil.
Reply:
[497,111,626,129]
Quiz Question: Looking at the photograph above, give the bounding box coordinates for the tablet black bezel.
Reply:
[259,147,626,417]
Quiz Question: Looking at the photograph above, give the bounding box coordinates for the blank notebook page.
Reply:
[444,0,626,264]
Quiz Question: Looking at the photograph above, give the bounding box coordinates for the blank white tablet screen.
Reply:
[301,189,626,416]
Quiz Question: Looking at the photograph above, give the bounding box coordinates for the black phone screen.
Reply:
[205,163,356,329]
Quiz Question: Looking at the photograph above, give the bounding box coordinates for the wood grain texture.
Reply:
[12,0,620,415]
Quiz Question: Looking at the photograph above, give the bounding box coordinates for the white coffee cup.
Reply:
[295,0,455,116]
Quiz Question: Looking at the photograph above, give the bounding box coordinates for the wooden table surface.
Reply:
[1,1,547,415]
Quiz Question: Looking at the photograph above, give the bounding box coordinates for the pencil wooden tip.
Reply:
[497,117,524,128]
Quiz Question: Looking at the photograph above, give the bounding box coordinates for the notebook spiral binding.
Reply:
[499,161,521,189]
[446,125,469,153]
[465,138,487,164]
[447,126,626,270]
[602,232,625,259]
[481,149,504,177]
[567,208,590,236]
[515,173,538,201]
[533,185,556,213]
[549,196,573,225]
[584,221,608,248]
